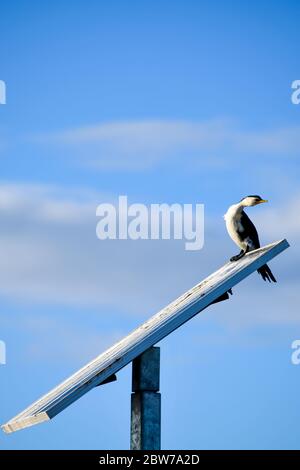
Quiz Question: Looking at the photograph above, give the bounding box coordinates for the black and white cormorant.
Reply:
[224,195,276,282]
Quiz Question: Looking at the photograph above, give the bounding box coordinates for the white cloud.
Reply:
[255,196,300,239]
[0,182,298,326]
[32,119,300,171]
[0,183,207,313]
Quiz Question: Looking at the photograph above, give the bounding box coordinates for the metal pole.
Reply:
[130,347,161,450]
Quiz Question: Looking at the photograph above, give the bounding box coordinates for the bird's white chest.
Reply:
[224,205,245,249]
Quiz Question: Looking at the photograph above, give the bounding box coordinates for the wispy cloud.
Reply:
[32,119,300,171]
[0,183,207,313]
[0,182,298,326]
[255,195,300,239]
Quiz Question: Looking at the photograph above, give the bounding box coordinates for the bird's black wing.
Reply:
[240,211,260,249]
[240,211,276,282]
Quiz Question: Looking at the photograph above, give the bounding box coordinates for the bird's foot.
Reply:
[230,252,245,262]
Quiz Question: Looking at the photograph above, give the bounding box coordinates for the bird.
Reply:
[224,195,276,282]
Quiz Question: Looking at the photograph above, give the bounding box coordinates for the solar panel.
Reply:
[2,239,289,433]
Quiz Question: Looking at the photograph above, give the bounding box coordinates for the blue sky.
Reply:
[0,0,300,449]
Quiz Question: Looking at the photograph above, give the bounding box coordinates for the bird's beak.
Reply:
[258,199,268,204]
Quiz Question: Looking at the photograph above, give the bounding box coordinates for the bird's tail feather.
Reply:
[257,264,276,283]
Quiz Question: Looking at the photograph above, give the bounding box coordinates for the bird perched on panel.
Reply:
[224,195,276,282]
